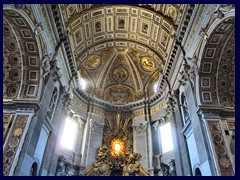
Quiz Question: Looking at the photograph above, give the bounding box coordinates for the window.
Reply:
[160,122,174,153]
[153,82,159,93]
[30,162,38,176]
[61,118,77,150]
[80,77,86,90]
[77,71,87,90]
[195,168,202,176]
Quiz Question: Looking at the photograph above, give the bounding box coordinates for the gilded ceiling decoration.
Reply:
[59,4,184,105]
[79,47,163,104]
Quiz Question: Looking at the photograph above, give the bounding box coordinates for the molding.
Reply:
[3,100,41,111]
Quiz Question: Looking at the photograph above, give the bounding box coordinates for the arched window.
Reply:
[160,122,174,153]
[195,168,202,176]
[30,162,38,176]
[61,118,78,150]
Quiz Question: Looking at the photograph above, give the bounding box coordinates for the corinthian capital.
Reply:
[132,122,147,134]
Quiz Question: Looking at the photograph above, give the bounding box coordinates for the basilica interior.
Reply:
[3,4,235,176]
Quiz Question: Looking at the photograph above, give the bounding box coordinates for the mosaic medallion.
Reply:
[141,57,155,71]
[112,66,128,82]
[86,55,101,70]
[216,144,227,155]
[16,117,27,127]
[8,137,19,148]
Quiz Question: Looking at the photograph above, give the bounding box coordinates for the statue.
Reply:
[187,54,199,86]
[158,155,176,176]
[83,114,150,176]
[41,53,51,79]
[34,22,43,37]
[83,147,150,176]
[168,159,176,176]
[182,95,190,120]
[212,4,234,19]
[160,162,171,176]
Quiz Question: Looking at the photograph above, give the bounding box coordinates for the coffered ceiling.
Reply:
[59,4,185,105]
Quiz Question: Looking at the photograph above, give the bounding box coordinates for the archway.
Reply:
[3,8,41,101]
[198,16,235,107]
[195,168,201,176]
[3,7,43,176]
[197,14,235,176]
[30,162,38,176]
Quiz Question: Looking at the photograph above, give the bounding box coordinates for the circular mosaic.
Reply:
[140,57,155,71]
[225,47,234,57]
[112,66,128,82]
[16,117,27,127]
[6,84,19,97]
[7,39,17,50]
[222,95,230,104]
[86,55,101,70]
[221,63,232,73]
[8,137,19,148]
[9,55,20,66]
[220,78,230,89]
[9,69,20,81]
[216,144,227,155]
[3,26,10,34]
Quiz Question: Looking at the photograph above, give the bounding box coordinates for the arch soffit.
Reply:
[3,7,44,101]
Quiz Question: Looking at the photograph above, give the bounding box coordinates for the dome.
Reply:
[60,4,183,105]
[78,47,163,104]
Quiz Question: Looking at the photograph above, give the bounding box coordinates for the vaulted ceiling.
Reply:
[59,4,185,105]
[199,17,235,107]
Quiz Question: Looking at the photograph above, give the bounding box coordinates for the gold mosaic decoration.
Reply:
[86,54,101,70]
[112,66,128,82]
[84,113,150,176]
[59,4,183,104]
[141,57,155,71]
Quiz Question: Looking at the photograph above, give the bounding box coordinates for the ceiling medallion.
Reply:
[140,57,155,71]
[86,54,101,70]
[112,66,128,82]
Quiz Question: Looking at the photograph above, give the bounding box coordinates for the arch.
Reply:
[193,164,202,176]
[30,162,38,176]
[197,12,235,107]
[3,6,43,101]
[195,168,202,176]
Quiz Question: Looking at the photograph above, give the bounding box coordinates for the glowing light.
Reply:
[160,122,174,153]
[154,82,158,93]
[80,78,86,90]
[115,144,121,151]
[110,138,125,158]
[61,118,77,150]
